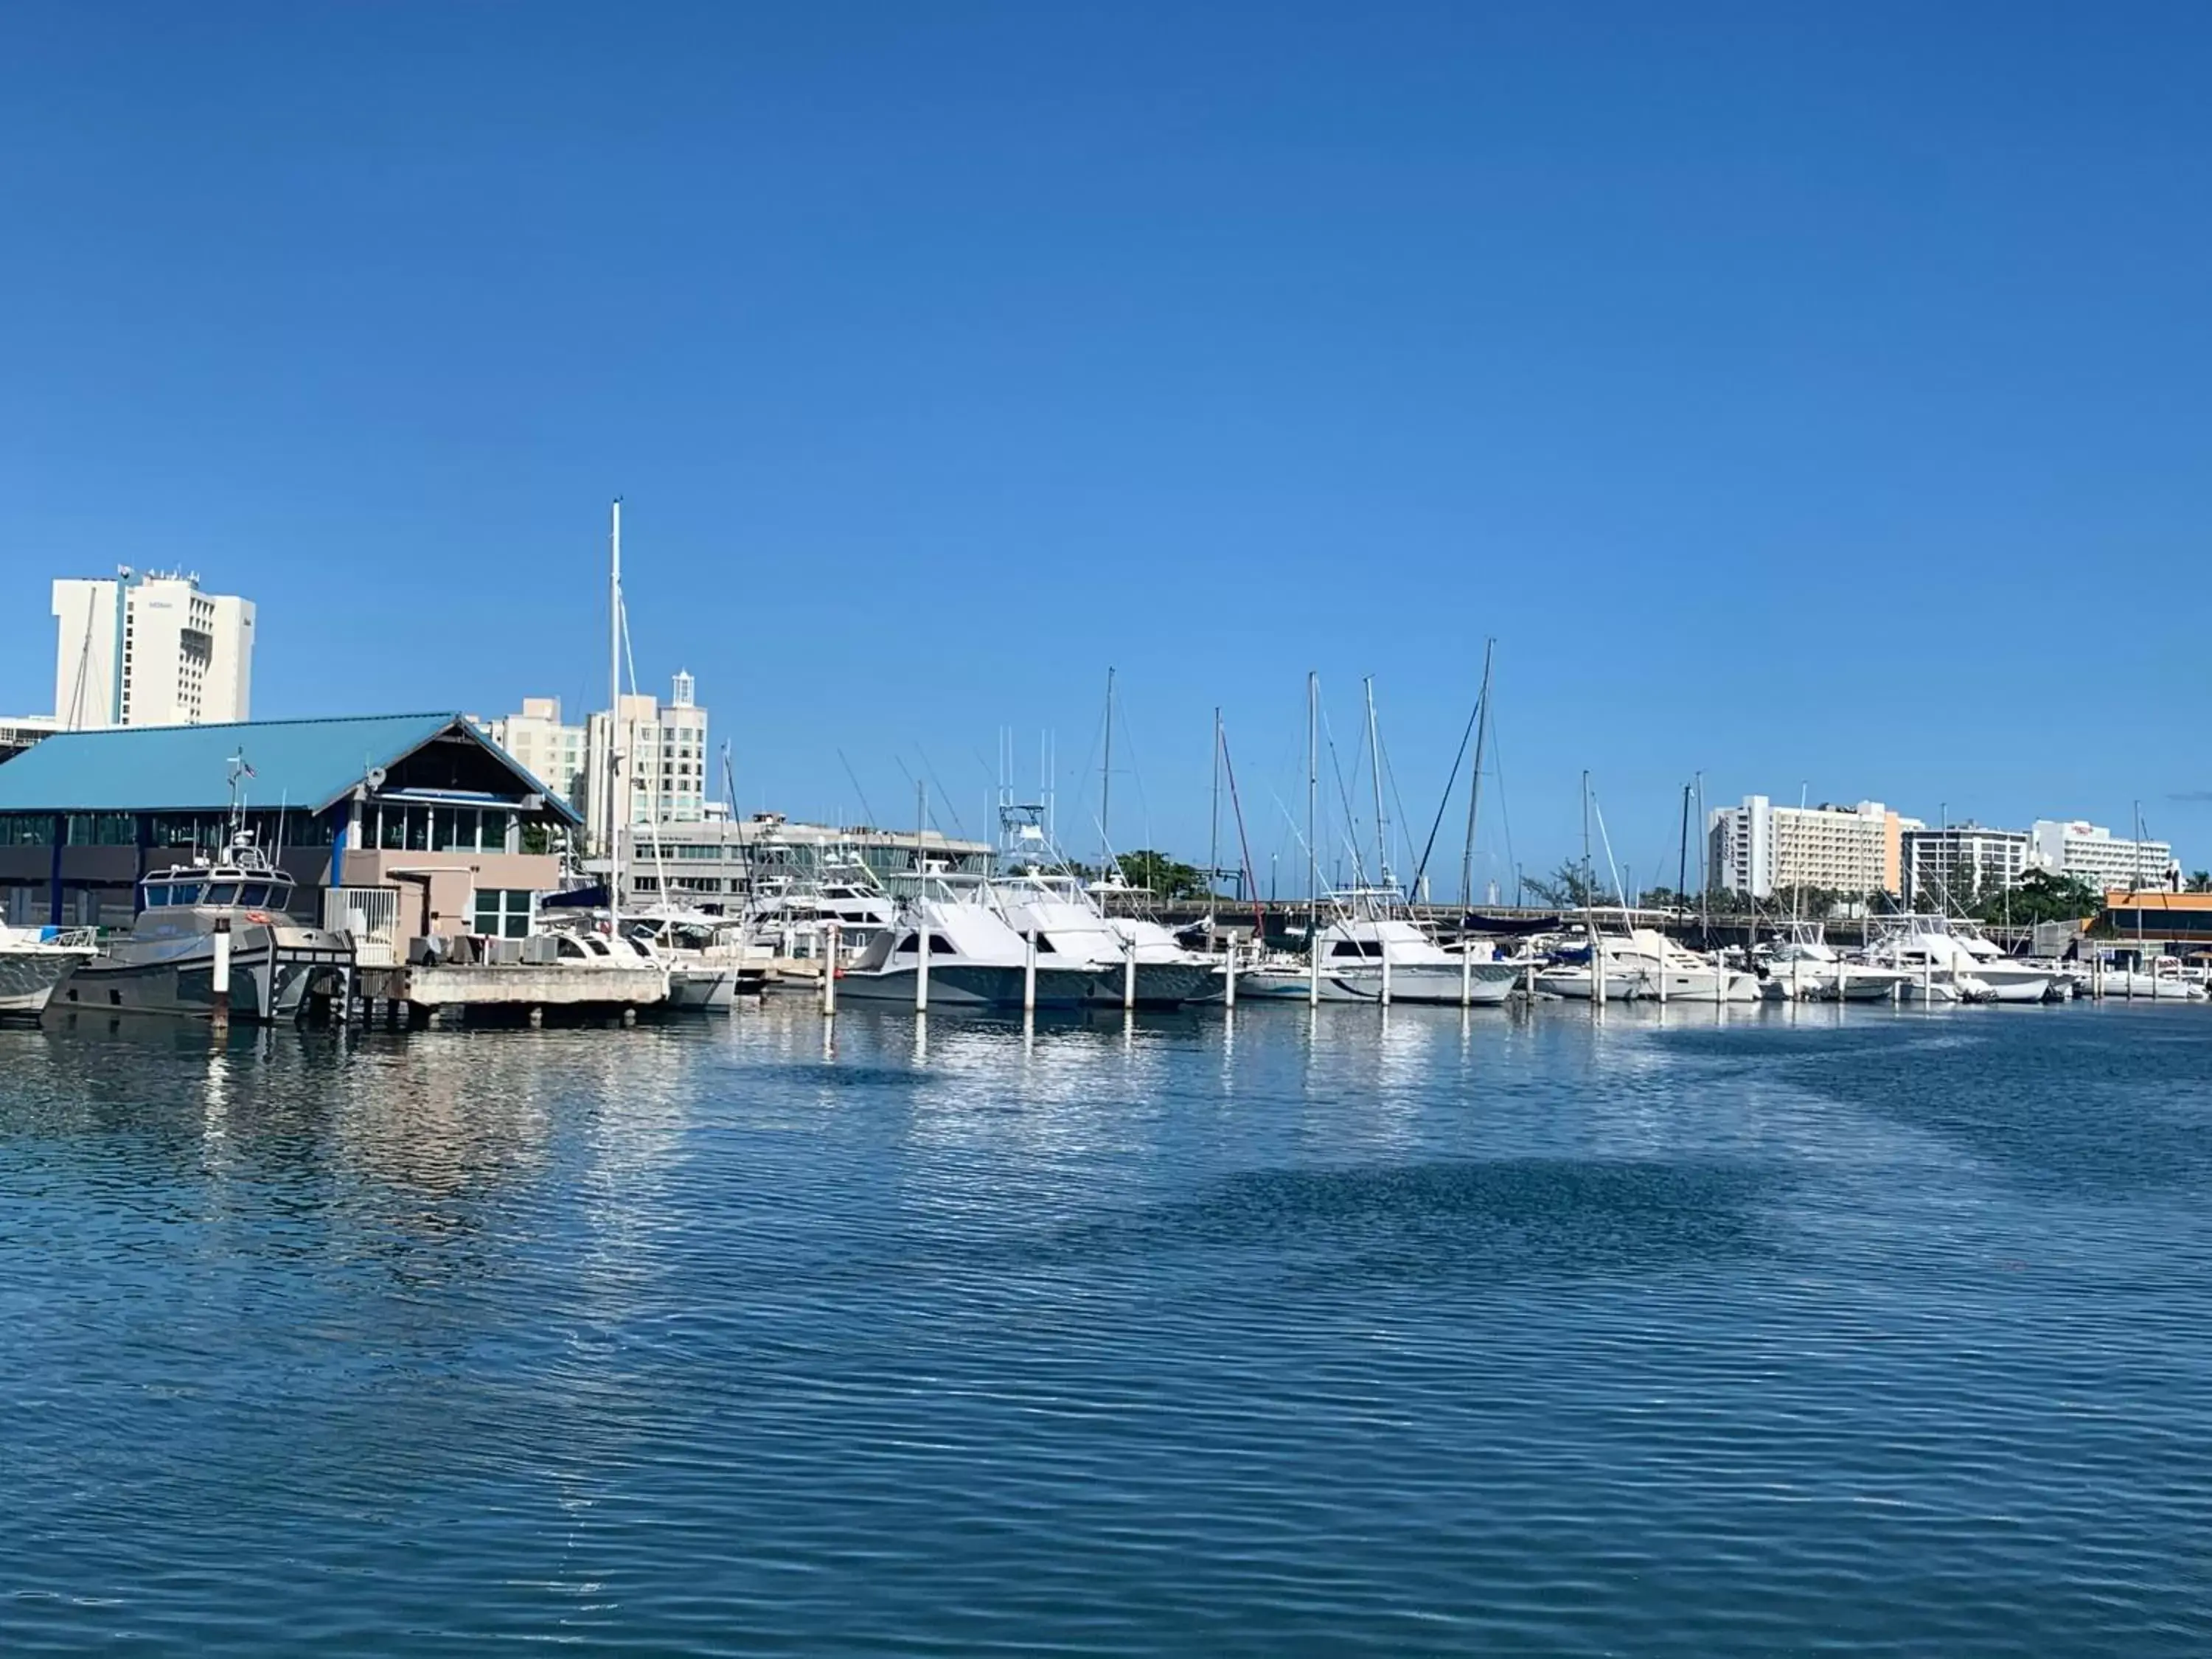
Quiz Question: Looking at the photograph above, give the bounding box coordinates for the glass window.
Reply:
[434,808,474,852]
[0,816,55,847]
[142,884,170,908]
[238,883,270,907]
[470,888,533,939]
[379,807,405,850]
[172,883,206,906]
[206,884,240,906]
[405,808,428,852]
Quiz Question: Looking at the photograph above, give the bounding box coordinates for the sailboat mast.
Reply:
[608,498,623,905]
[1099,667,1114,880]
[1306,672,1318,928]
[1364,676,1387,900]
[1208,706,1221,919]
[1459,640,1493,910]
[1676,782,1691,911]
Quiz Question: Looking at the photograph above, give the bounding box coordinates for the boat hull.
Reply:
[1085,960,1218,1009]
[835,962,1097,1009]
[1538,966,1761,1003]
[664,965,740,1010]
[0,948,90,1016]
[53,925,352,1023]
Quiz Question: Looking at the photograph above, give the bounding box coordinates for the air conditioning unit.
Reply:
[490,936,524,966]
[521,935,560,966]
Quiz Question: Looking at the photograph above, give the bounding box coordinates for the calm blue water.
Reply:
[4,998,2211,1655]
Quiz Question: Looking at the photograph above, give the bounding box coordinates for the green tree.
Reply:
[1110,849,1210,900]
[2188,870,2212,894]
[1523,859,1601,908]
[1968,869,2101,926]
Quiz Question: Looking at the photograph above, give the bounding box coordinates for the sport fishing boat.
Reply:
[836,887,1099,1009]
[983,868,1216,1007]
[1865,916,2062,1004]
[50,833,354,1023]
[0,921,99,1016]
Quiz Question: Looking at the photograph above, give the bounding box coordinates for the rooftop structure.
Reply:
[52,570,254,730]
[1900,824,2031,910]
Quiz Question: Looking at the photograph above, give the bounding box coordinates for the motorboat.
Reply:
[1536,919,1761,1002]
[836,888,1099,1009]
[2087,953,2208,1001]
[982,869,1216,1007]
[50,833,354,1023]
[0,921,99,1016]
[1236,911,1521,1004]
[1865,916,2062,1004]
[621,909,772,1009]
[1761,922,1912,1003]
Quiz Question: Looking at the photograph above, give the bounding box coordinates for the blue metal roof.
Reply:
[0,713,582,822]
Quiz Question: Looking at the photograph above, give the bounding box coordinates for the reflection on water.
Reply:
[4,998,2212,1655]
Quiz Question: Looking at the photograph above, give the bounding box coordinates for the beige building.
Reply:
[486,697,589,819]
[1708,796,1913,898]
[584,672,710,854]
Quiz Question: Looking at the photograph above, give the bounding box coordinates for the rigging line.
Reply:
[1217,724,1266,936]
[1488,712,1517,904]
[914,746,969,841]
[1591,793,1629,910]
[1408,696,1481,908]
[1110,680,1153,855]
[1319,706,1371,892]
[1376,728,1418,899]
[835,748,880,829]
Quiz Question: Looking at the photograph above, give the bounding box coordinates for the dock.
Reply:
[354,961,669,1027]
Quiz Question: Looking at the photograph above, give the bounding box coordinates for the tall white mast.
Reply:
[608,498,623,906]
[1099,666,1115,880]
[1364,676,1387,900]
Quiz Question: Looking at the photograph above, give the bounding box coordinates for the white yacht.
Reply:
[0,921,99,1016]
[1237,912,1521,1004]
[983,869,1216,1007]
[1864,916,2062,1004]
[51,835,354,1023]
[1536,919,1761,1002]
[838,888,1099,1009]
[622,910,771,1009]
[1761,922,1912,1002]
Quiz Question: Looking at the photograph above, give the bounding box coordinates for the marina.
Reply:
[7,997,2212,1655]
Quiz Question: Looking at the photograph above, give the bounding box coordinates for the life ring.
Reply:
[246,911,270,924]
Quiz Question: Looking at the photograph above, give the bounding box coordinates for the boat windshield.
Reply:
[206,883,240,906]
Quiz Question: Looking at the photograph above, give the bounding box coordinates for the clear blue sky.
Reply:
[3,2,2207,888]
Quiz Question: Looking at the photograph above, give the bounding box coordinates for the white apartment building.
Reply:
[487,698,590,818]
[2028,820,2177,891]
[1707,796,1908,899]
[52,571,254,729]
[1900,824,2031,908]
[582,672,711,854]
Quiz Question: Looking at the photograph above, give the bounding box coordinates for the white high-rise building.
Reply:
[2028,821,2177,891]
[51,571,254,730]
[582,672,711,855]
[1706,795,1910,899]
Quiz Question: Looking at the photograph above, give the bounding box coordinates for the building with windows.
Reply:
[0,716,58,765]
[52,571,254,730]
[484,698,589,821]
[0,713,579,933]
[1706,796,1911,899]
[617,814,994,913]
[582,672,710,854]
[2028,820,2177,891]
[1900,824,2032,909]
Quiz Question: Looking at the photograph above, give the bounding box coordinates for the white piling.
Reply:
[1308,934,1320,1007]
[1379,942,1393,1007]
[821,922,839,1018]
[210,917,232,1029]
[1223,938,1238,1009]
[1459,943,1472,1008]
[1023,928,1037,1012]
[1123,945,1136,1012]
[915,921,931,1013]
